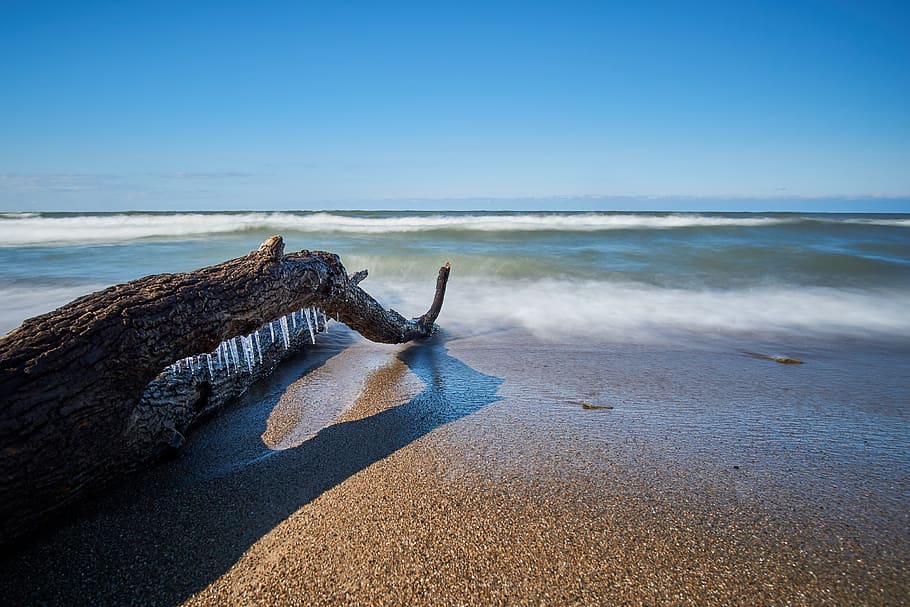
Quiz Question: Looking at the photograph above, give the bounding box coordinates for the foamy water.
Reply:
[4,210,909,246]
[1,211,909,341]
[373,280,910,342]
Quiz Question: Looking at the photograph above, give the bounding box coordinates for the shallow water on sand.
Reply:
[1,323,907,605]
[443,329,910,543]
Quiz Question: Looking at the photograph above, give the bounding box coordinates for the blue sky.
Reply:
[1,1,908,212]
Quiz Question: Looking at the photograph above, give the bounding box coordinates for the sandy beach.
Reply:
[1,325,907,606]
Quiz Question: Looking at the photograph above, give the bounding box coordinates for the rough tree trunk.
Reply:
[0,236,450,545]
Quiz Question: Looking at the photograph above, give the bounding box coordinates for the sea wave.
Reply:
[0,212,40,219]
[836,218,910,227]
[0,213,282,246]
[374,279,910,342]
[271,212,792,233]
[0,212,797,245]
[3,275,907,343]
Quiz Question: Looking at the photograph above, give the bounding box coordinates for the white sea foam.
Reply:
[375,279,910,342]
[0,213,283,246]
[4,277,907,344]
[0,212,795,245]
[838,218,910,227]
[274,212,791,233]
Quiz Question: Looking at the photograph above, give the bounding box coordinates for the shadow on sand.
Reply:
[0,332,503,606]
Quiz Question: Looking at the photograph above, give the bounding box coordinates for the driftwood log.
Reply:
[0,236,450,545]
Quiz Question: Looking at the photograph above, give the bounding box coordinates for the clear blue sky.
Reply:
[2,1,908,212]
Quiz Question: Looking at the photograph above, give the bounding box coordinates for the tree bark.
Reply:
[0,236,450,544]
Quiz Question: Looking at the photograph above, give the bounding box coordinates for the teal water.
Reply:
[1,210,909,339]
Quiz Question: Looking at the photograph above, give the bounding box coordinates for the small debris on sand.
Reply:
[569,400,614,410]
[742,351,804,365]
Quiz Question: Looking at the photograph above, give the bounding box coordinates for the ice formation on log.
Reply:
[162,308,330,381]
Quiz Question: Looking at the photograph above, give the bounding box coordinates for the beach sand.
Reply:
[1,327,908,605]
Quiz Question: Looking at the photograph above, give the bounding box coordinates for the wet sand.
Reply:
[1,327,908,605]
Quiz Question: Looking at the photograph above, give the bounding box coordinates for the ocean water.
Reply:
[1,210,909,341]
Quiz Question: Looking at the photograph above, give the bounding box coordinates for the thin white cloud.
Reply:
[0,173,122,193]
[149,171,255,180]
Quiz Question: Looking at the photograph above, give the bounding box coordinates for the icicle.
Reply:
[290,310,296,329]
[244,336,254,372]
[254,332,263,363]
[269,321,275,343]
[228,339,240,373]
[239,336,247,367]
[321,309,329,328]
[206,353,215,378]
[215,347,222,369]
[304,308,316,344]
[279,315,290,348]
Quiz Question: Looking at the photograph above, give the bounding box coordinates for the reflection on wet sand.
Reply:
[263,343,425,450]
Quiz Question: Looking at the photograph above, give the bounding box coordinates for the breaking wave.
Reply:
[3,275,908,344]
[2,210,907,343]
[0,212,40,219]
[3,211,908,246]
[0,212,798,245]
[835,218,910,227]
[375,279,910,342]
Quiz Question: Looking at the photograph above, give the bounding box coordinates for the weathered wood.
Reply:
[0,236,450,544]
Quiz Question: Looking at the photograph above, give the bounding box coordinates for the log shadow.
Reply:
[0,332,503,606]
